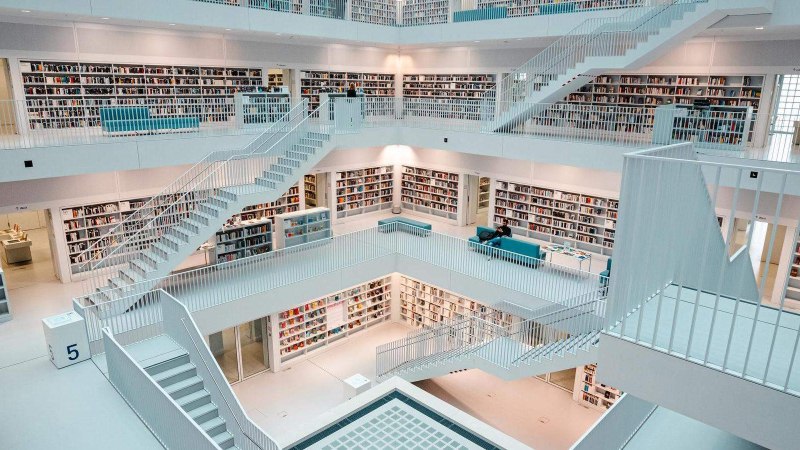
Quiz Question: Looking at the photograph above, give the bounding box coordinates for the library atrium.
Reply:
[1,0,799,449]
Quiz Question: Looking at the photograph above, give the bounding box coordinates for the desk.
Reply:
[2,239,32,264]
[546,244,592,272]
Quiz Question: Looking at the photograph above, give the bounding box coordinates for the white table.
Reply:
[546,244,592,272]
[343,373,371,399]
[2,238,32,264]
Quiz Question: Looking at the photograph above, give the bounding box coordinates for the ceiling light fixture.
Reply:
[755,26,765,30]
[169,23,176,26]
[21,10,30,13]
[101,17,110,20]
[474,40,480,43]
[225,28,231,31]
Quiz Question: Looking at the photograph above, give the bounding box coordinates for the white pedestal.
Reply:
[343,373,371,399]
[42,311,90,368]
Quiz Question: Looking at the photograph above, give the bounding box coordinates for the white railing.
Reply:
[190,0,647,26]
[161,291,280,450]
[78,100,321,296]
[102,327,223,450]
[482,0,708,125]
[0,97,279,150]
[376,298,604,380]
[375,316,507,381]
[76,223,603,315]
[653,104,755,151]
[609,142,800,395]
[570,393,657,450]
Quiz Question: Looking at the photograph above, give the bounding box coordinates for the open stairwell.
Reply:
[484,0,771,133]
[377,300,604,383]
[78,103,337,311]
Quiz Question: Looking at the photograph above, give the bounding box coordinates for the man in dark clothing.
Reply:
[487,219,511,248]
[346,83,357,97]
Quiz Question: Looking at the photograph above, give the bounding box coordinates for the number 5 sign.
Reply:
[42,311,90,368]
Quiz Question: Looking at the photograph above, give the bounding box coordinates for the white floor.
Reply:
[233,320,601,450]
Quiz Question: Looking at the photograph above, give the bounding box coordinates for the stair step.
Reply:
[269,164,293,175]
[200,416,227,436]
[255,177,278,189]
[181,217,203,233]
[164,375,204,398]
[145,353,191,376]
[119,267,144,284]
[175,389,212,411]
[208,195,231,209]
[188,211,212,226]
[292,144,318,154]
[162,233,187,250]
[108,276,132,290]
[199,203,223,218]
[285,150,310,161]
[216,189,239,202]
[152,362,197,387]
[152,242,176,259]
[277,156,302,168]
[212,431,235,449]
[129,258,157,276]
[188,402,219,424]
[141,249,166,267]
[168,225,194,241]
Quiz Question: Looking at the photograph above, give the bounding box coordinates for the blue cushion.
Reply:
[102,117,200,133]
[100,107,150,123]
[453,7,507,23]
[606,258,613,271]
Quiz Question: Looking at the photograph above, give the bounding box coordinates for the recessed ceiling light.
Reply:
[755,26,764,30]
[516,38,523,41]
[169,23,176,26]
[225,28,231,31]
[21,10,30,13]
[101,17,110,20]
[474,40,480,43]
[276,33,282,36]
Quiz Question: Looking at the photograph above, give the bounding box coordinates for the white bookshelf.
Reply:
[267,69,284,89]
[335,165,394,219]
[783,231,800,308]
[274,276,392,365]
[274,207,332,250]
[399,276,520,329]
[492,180,618,256]
[299,70,395,110]
[479,176,491,209]
[401,0,448,26]
[20,60,265,129]
[402,73,496,99]
[214,217,272,264]
[561,73,765,142]
[0,268,10,323]
[351,0,397,26]
[401,165,461,223]
[573,364,621,411]
[238,183,301,223]
[304,174,318,208]
[61,197,152,275]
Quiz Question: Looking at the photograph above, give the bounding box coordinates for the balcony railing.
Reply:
[608,143,800,395]
[188,0,646,27]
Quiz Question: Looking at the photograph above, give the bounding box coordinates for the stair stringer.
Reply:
[93,131,339,311]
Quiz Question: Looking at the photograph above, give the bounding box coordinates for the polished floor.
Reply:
[232,320,601,450]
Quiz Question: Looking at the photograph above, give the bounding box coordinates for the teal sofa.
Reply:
[378,217,432,236]
[100,107,200,134]
[468,226,546,267]
[600,258,612,287]
[453,7,507,23]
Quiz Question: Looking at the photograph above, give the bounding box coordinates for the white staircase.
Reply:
[77,102,338,310]
[483,0,768,133]
[377,300,603,383]
[143,346,239,449]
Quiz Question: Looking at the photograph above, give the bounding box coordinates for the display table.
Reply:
[343,373,371,399]
[546,244,592,272]
[2,238,32,264]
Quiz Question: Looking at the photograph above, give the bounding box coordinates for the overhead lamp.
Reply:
[21,10,30,13]
[755,26,765,30]
[101,17,110,20]
[169,23,176,26]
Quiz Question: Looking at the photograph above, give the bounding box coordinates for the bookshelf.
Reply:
[0,268,10,323]
[61,197,152,276]
[274,207,332,249]
[299,70,395,110]
[274,276,392,365]
[234,92,292,126]
[304,174,318,208]
[401,165,461,223]
[401,0,448,26]
[561,73,765,142]
[215,217,272,264]
[492,180,618,256]
[402,74,497,99]
[351,0,397,25]
[654,104,753,149]
[267,69,285,89]
[783,232,800,308]
[335,165,394,219]
[479,176,491,209]
[573,364,621,411]
[399,276,521,328]
[20,60,265,129]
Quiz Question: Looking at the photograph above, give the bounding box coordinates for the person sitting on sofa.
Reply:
[485,219,512,248]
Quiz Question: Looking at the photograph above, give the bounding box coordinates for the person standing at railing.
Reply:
[347,83,357,98]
